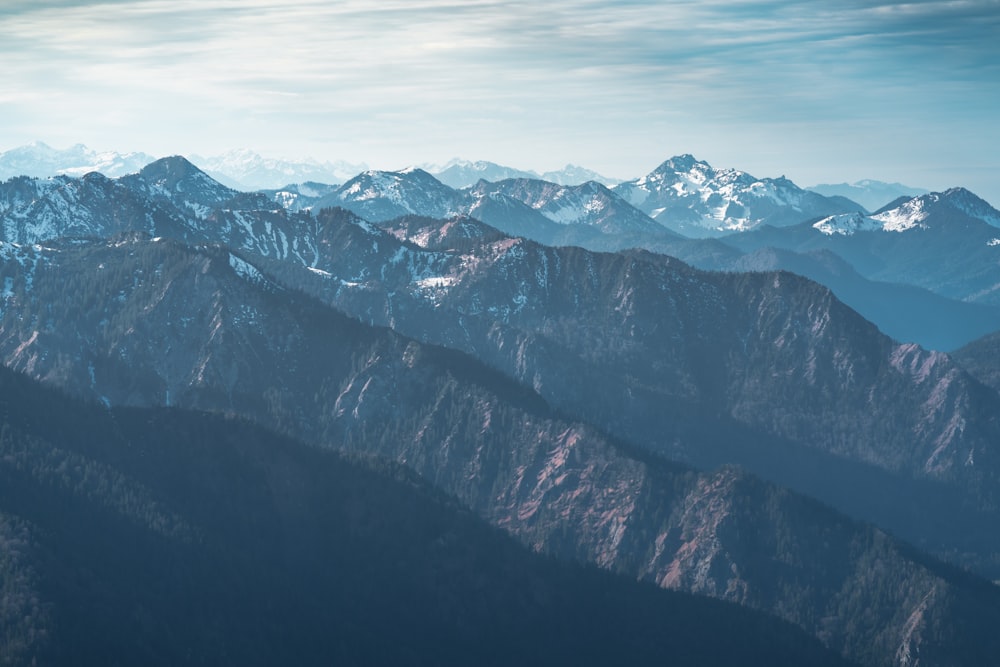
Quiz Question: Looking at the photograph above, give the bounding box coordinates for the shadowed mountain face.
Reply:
[725,188,1000,306]
[1,367,860,667]
[953,330,1000,396]
[1,235,1000,666]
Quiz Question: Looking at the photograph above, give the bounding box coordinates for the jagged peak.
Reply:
[656,153,711,174]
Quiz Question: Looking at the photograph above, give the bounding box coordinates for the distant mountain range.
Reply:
[0,141,156,179]
[808,179,930,212]
[428,158,623,188]
[4,144,1000,350]
[0,143,621,190]
[5,154,1000,665]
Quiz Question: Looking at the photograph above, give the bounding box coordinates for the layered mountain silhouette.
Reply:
[726,188,1000,306]
[2,231,1000,666]
[3,154,1000,666]
[2,366,861,666]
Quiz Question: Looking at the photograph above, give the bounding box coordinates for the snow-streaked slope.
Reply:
[813,188,1000,236]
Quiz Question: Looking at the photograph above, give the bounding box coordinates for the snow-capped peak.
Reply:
[813,212,883,236]
[939,187,1000,228]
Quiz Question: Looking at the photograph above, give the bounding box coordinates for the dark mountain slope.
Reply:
[0,367,859,667]
[952,330,1000,395]
[1,235,1000,665]
[724,246,1000,351]
[249,211,1000,577]
[725,188,1000,305]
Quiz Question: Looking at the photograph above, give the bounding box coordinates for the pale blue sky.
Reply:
[1,0,998,202]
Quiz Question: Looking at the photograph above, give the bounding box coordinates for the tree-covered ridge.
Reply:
[1,236,1000,665]
[0,366,852,666]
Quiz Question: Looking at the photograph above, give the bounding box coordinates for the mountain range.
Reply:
[265,160,1000,351]
[0,141,155,180]
[2,364,860,666]
[4,154,1000,665]
[808,179,930,212]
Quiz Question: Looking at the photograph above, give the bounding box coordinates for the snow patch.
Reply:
[228,253,266,283]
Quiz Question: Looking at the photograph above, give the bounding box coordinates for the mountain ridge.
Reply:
[2,232,999,666]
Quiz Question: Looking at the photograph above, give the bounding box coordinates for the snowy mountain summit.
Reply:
[613,155,861,237]
[813,188,1000,236]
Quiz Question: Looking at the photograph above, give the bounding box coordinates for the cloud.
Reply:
[0,0,996,198]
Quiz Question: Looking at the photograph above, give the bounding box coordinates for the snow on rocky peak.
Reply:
[616,155,852,236]
[813,188,1000,235]
[939,187,1000,228]
[813,212,885,236]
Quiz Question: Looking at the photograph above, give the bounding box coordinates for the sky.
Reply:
[1,0,998,202]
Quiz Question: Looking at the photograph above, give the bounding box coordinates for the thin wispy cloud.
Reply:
[1,0,997,199]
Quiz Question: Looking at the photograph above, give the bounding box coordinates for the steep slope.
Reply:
[727,188,1000,305]
[119,155,273,215]
[0,235,999,666]
[248,211,1000,576]
[952,330,1000,396]
[614,154,861,237]
[726,247,1000,351]
[0,368,857,667]
[314,168,459,221]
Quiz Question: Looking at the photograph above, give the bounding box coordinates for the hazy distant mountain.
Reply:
[725,246,1000,351]
[429,158,621,189]
[0,141,155,179]
[726,188,1000,305]
[190,148,364,190]
[465,178,665,235]
[541,163,623,186]
[952,330,1000,396]
[259,181,340,212]
[315,167,677,249]
[430,159,539,188]
[809,179,929,212]
[614,154,862,237]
